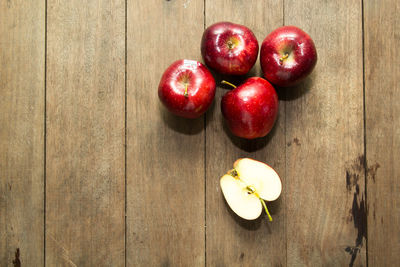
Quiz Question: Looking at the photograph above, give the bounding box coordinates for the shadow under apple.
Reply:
[221,191,281,231]
[275,71,316,101]
[267,194,282,217]
[221,111,280,153]
[159,102,205,135]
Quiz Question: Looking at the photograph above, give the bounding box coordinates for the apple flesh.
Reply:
[220,158,282,220]
[260,26,317,87]
[221,77,278,139]
[220,174,262,220]
[201,22,259,75]
[158,59,216,118]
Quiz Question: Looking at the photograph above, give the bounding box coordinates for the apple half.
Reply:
[220,158,282,220]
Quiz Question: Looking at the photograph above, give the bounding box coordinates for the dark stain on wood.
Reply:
[352,185,367,247]
[161,259,170,267]
[344,155,367,266]
[357,155,366,169]
[12,248,21,267]
[344,246,360,267]
[239,252,244,261]
[345,184,367,267]
[367,163,380,182]
[346,171,352,191]
[293,137,300,146]
[287,137,300,147]
[346,170,360,192]
[346,208,353,223]
[345,155,365,192]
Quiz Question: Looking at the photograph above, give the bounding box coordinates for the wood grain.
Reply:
[126,0,205,265]
[205,1,286,266]
[284,0,365,266]
[46,0,125,265]
[2,1,400,265]
[0,0,45,265]
[364,0,400,265]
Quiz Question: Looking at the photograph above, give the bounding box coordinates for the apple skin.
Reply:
[158,59,216,119]
[201,22,259,75]
[221,77,278,139]
[260,26,317,87]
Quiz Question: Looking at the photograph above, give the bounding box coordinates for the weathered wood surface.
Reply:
[0,0,399,266]
[0,0,45,266]
[126,0,205,265]
[46,0,125,265]
[284,0,366,266]
[364,0,400,266]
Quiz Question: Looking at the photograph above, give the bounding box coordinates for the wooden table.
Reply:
[1,0,399,266]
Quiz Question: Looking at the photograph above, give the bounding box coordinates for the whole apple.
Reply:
[260,26,317,87]
[158,59,216,119]
[201,22,259,75]
[221,77,278,139]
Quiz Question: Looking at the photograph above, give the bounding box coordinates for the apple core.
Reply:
[227,167,273,221]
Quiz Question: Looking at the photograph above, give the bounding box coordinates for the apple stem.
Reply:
[260,198,273,221]
[279,53,289,63]
[221,80,237,89]
[235,171,274,222]
[249,187,273,222]
[184,84,189,97]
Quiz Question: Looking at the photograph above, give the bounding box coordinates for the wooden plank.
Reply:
[126,0,205,265]
[205,1,285,266]
[46,0,125,265]
[364,0,400,265]
[0,0,45,265]
[284,1,365,266]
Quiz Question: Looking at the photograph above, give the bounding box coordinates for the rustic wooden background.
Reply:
[1,0,399,266]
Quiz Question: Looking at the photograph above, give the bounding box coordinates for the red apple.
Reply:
[260,26,317,87]
[221,77,278,139]
[158,59,216,119]
[201,22,259,75]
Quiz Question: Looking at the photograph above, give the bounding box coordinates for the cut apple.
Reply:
[234,158,282,201]
[220,174,263,220]
[220,158,282,221]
